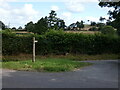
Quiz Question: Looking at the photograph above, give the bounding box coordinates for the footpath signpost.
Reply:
[32,37,38,62]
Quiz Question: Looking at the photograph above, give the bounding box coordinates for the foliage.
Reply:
[68,21,84,31]
[89,27,98,31]
[0,21,5,30]
[34,17,48,34]
[90,22,96,26]
[2,58,91,72]
[76,21,84,29]
[2,30,120,55]
[99,1,120,35]
[25,21,34,32]
[96,23,105,31]
[99,16,106,22]
[24,10,66,34]
[47,10,66,30]
[18,26,22,30]
[100,25,116,35]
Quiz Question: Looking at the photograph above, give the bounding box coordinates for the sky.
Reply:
[0,0,114,28]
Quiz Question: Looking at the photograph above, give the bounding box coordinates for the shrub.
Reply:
[100,25,116,35]
[2,30,120,55]
[89,27,98,31]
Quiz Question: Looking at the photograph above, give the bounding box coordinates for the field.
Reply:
[64,31,100,34]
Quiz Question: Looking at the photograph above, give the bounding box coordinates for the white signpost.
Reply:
[32,37,38,62]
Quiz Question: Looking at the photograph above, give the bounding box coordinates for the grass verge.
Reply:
[2,58,91,72]
[2,54,119,62]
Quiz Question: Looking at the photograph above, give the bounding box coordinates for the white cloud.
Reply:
[65,1,85,13]
[61,12,72,18]
[0,2,40,28]
[3,0,99,3]
[60,12,83,26]
[0,0,10,9]
[51,5,59,11]
[60,12,72,25]
[86,16,100,22]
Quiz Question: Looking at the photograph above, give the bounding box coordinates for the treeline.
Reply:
[25,10,66,34]
[2,30,120,55]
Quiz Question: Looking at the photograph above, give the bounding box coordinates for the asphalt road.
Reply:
[1,60,119,88]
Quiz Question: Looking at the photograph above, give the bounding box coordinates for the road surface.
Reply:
[1,60,119,88]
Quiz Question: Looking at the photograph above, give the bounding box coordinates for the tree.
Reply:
[79,20,84,29]
[99,1,120,35]
[48,10,66,30]
[89,27,98,31]
[99,16,106,22]
[76,21,84,30]
[25,21,34,32]
[18,26,22,30]
[0,21,5,30]
[101,25,116,35]
[96,22,105,31]
[90,21,96,26]
[34,17,48,34]
[48,10,57,29]
[12,27,16,30]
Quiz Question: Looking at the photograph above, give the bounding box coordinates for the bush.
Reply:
[2,30,120,55]
[89,27,98,31]
[100,25,116,35]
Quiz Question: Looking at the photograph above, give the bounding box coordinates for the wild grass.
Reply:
[2,58,91,72]
[2,53,119,62]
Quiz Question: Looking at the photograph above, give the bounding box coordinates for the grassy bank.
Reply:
[2,58,91,72]
[2,54,120,62]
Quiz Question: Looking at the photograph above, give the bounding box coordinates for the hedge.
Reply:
[2,30,120,55]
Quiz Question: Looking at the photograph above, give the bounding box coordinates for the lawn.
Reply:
[2,58,91,72]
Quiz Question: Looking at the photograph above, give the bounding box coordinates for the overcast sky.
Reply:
[0,0,114,28]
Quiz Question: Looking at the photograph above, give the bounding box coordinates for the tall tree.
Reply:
[90,21,97,26]
[18,26,22,30]
[34,17,48,34]
[48,10,66,30]
[48,10,57,29]
[79,20,84,29]
[0,21,5,30]
[25,21,34,32]
[99,1,120,35]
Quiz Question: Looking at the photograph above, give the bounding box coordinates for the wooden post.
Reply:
[32,37,35,62]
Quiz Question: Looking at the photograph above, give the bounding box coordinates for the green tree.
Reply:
[25,21,34,32]
[90,21,96,26]
[101,25,116,35]
[99,1,120,35]
[48,10,57,29]
[34,17,48,34]
[12,27,16,30]
[76,21,84,30]
[18,26,22,30]
[79,20,84,29]
[96,22,105,31]
[99,16,106,22]
[0,21,5,30]
[48,10,66,30]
